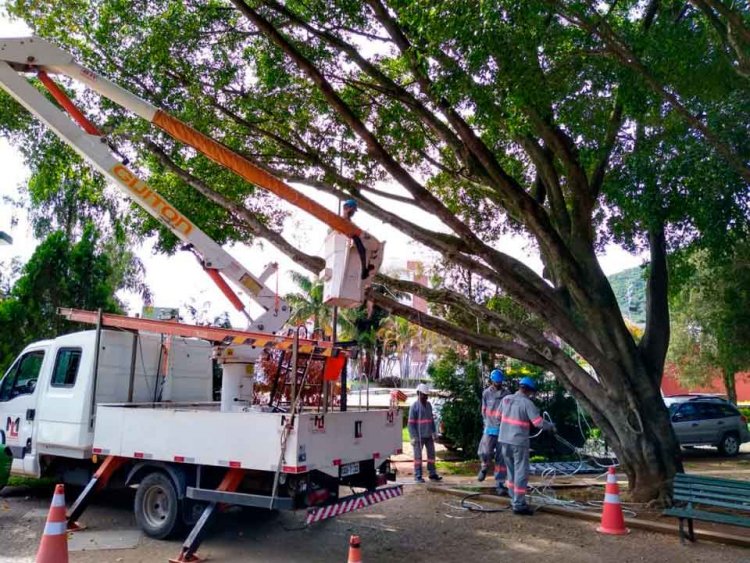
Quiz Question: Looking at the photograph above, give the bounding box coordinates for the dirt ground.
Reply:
[1,446,748,563]
[1,483,748,562]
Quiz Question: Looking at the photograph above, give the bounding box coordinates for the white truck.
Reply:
[0,313,402,559]
[0,36,401,563]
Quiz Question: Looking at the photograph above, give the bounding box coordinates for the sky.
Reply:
[0,14,646,328]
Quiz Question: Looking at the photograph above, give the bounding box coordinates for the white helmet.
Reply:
[416,383,430,395]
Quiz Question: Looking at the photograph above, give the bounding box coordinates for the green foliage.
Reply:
[668,241,750,401]
[607,266,647,325]
[285,272,331,335]
[0,225,125,372]
[428,349,483,456]
[506,359,587,456]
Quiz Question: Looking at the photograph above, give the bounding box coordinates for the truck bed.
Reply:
[92,403,402,477]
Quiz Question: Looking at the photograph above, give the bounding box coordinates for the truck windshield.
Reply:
[0,350,45,402]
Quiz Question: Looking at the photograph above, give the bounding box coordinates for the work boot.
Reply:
[512,506,534,516]
[496,486,510,498]
[415,476,425,483]
[477,467,487,482]
[428,474,443,482]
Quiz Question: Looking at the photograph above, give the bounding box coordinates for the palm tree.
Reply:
[285,272,331,336]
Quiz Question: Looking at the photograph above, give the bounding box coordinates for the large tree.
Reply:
[4,0,749,502]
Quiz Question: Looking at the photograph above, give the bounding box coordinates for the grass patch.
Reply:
[402,427,410,442]
[436,459,480,476]
[7,475,56,488]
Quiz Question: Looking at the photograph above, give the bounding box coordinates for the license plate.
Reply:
[341,462,360,477]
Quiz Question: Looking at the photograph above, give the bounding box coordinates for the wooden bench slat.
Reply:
[675,488,750,501]
[675,497,750,517]
[674,483,750,498]
[674,475,750,491]
[664,507,750,528]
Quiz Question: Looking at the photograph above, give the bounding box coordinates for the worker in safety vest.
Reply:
[477,369,509,496]
[408,383,442,483]
[499,377,554,515]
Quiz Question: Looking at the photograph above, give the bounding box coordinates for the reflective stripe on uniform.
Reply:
[501,416,530,427]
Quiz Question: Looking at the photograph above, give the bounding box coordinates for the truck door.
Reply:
[0,348,47,476]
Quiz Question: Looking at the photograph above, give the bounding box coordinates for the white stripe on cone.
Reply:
[604,493,621,504]
[43,521,67,536]
[50,494,66,508]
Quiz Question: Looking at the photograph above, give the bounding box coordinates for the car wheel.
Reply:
[718,432,740,457]
[134,472,183,539]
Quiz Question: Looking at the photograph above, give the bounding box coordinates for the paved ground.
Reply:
[1,445,748,563]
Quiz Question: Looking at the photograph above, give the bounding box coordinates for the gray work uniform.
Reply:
[478,386,508,487]
[408,399,437,479]
[499,391,549,510]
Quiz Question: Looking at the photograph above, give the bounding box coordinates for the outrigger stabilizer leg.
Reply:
[169,468,245,563]
[66,455,128,530]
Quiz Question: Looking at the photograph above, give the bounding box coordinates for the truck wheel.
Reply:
[718,432,740,457]
[134,472,182,539]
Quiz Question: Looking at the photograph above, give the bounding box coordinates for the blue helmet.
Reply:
[519,376,537,391]
[343,199,358,209]
[490,369,505,384]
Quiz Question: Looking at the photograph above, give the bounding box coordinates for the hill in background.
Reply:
[607,266,647,325]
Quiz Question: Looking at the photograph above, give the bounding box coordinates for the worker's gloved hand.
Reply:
[542,420,556,433]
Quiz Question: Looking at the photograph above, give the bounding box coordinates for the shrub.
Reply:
[428,349,483,456]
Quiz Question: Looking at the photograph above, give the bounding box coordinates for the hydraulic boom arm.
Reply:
[0,36,384,327]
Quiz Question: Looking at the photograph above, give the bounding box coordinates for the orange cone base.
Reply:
[169,553,205,563]
[596,525,630,535]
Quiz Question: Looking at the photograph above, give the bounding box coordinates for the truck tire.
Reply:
[134,472,182,539]
[718,432,740,457]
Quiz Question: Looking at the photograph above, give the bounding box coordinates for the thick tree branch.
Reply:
[260,0,488,181]
[518,135,571,237]
[590,98,624,199]
[144,140,325,273]
[370,291,555,367]
[639,223,670,383]
[232,0,484,246]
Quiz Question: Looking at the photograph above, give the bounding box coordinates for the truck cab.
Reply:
[0,330,212,480]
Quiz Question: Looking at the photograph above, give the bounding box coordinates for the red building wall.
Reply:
[661,364,750,405]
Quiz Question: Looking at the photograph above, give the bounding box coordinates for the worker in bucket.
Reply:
[342,198,358,219]
[477,368,509,496]
[499,377,554,515]
[408,383,442,483]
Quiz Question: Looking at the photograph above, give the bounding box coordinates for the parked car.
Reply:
[666,395,750,456]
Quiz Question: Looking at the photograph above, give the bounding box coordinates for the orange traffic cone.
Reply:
[36,483,69,563]
[347,534,362,562]
[597,466,629,535]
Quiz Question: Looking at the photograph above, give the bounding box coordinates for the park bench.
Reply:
[664,473,750,543]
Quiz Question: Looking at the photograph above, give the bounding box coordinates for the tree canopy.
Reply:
[0,224,132,372]
[2,0,749,501]
[668,241,750,403]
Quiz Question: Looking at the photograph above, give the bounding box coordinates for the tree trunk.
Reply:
[556,357,682,504]
[722,368,738,404]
